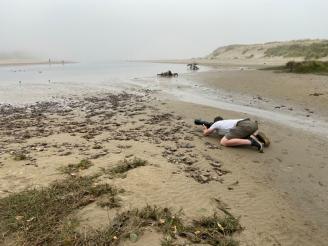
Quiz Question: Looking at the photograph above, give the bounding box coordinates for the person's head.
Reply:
[213,116,223,122]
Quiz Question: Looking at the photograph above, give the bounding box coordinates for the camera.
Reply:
[194,119,213,128]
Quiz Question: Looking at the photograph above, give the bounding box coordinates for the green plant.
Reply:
[0,175,121,245]
[264,42,328,59]
[58,159,93,174]
[100,157,147,178]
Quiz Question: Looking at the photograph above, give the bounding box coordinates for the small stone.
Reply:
[210,162,221,168]
[200,175,209,183]
[15,216,24,221]
[59,151,72,156]
[129,233,138,242]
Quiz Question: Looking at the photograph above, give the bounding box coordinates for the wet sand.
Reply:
[169,100,328,245]
[0,68,328,245]
[184,69,328,119]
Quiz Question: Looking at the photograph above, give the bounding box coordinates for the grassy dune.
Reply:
[206,39,328,61]
[265,42,328,59]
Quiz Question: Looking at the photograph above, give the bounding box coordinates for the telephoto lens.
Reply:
[194,119,213,128]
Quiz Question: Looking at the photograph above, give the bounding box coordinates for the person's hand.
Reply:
[203,125,208,135]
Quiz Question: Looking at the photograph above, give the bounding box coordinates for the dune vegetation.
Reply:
[285,60,328,74]
[206,40,328,61]
[264,41,328,60]
[263,60,328,75]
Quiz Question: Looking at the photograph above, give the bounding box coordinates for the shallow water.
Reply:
[1,61,327,138]
[0,61,205,104]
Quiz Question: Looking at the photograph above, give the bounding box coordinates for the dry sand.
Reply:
[0,68,328,245]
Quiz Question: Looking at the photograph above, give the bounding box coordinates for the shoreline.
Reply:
[0,60,77,67]
[139,58,289,68]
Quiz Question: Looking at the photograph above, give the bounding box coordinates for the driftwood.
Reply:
[187,63,199,70]
[157,70,178,77]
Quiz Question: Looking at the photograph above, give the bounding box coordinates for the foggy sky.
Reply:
[0,0,327,61]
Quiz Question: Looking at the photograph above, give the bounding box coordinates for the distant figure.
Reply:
[48,80,51,83]
[48,58,51,64]
[19,81,22,86]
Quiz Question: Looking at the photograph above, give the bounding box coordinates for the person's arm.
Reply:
[203,125,215,136]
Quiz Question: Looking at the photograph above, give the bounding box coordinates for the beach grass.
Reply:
[260,61,328,75]
[264,42,328,59]
[0,179,241,245]
[261,60,328,75]
[181,213,241,245]
[285,60,328,74]
[80,205,241,245]
[100,157,147,178]
[0,175,121,245]
[58,159,93,174]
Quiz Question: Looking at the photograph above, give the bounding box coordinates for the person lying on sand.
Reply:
[195,116,269,153]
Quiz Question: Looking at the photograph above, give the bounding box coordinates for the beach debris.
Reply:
[309,92,323,96]
[129,233,138,242]
[15,215,24,221]
[227,180,239,190]
[187,63,199,70]
[204,142,220,150]
[90,151,107,159]
[58,151,72,156]
[157,70,178,77]
[177,142,194,148]
[305,108,314,114]
[210,162,221,168]
[11,151,28,161]
[0,91,229,188]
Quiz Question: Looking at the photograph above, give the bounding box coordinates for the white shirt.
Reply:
[209,119,244,135]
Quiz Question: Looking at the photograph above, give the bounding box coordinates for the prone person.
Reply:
[195,116,270,153]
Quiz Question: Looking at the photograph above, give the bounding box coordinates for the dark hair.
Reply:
[213,116,223,122]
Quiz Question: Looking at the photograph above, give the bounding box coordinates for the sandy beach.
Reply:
[0,65,328,245]
[2,0,328,243]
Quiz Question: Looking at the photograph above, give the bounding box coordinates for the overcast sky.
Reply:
[0,0,327,61]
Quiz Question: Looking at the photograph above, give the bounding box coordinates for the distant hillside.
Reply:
[0,51,35,60]
[206,39,328,62]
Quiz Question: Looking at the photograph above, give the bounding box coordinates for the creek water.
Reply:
[1,61,327,137]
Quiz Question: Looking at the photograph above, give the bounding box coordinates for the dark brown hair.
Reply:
[213,116,223,122]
